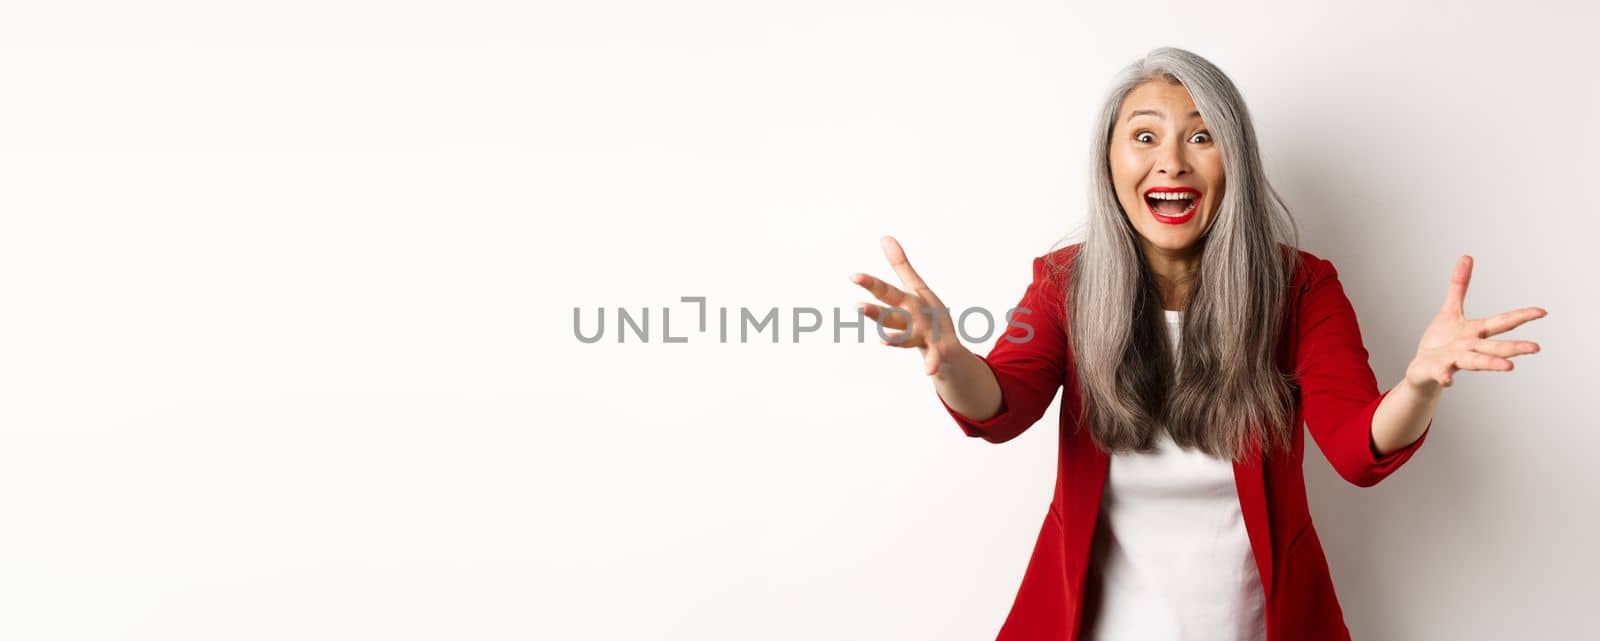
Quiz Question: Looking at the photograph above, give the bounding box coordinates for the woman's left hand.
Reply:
[1405,255,1547,391]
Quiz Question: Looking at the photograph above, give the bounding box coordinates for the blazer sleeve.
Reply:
[1295,256,1432,487]
[937,255,1070,444]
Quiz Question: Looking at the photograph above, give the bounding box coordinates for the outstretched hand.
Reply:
[849,236,962,376]
[1406,255,1546,391]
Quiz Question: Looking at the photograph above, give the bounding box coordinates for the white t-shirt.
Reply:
[1080,309,1267,641]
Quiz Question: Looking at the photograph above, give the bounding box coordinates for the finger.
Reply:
[878,329,918,348]
[1455,350,1513,372]
[859,302,909,330]
[1469,337,1541,358]
[1476,306,1548,338]
[850,272,911,307]
[880,236,945,307]
[1441,255,1472,317]
[925,346,943,376]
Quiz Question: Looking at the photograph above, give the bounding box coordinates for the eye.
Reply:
[1135,131,1155,144]
[1189,131,1212,144]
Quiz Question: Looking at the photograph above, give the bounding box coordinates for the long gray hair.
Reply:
[1046,47,1303,461]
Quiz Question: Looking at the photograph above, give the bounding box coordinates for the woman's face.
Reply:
[1108,79,1225,256]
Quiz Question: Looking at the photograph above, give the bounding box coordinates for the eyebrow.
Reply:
[1127,109,1202,122]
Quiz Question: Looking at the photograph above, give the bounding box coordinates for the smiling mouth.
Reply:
[1144,190,1199,217]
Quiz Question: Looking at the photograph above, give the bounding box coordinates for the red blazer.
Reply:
[938,243,1431,641]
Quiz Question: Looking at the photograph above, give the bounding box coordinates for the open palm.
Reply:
[849,236,962,376]
[1406,255,1547,390]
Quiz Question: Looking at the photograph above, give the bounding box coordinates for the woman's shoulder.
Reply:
[1039,243,1084,267]
[1034,243,1084,292]
[1280,243,1339,291]
[1038,242,1085,272]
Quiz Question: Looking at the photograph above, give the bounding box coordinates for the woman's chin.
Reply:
[1140,230,1204,254]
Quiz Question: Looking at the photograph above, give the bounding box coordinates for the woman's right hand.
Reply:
[849,236,964,376]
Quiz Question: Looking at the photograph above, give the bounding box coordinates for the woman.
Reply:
[848,47,1546,641]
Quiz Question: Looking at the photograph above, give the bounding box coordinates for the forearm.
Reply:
[932,345,1005,423]
[1370,377,1442,457]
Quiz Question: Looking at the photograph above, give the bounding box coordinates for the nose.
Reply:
[1156,139,1190,177]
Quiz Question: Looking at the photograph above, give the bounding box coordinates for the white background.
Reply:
[2,1,1596,639]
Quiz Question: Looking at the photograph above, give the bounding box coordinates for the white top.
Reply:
[1081,309,1267,641]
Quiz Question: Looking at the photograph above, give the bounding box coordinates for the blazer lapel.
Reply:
[1233,435,1275,598]
[1062,422,1111,641]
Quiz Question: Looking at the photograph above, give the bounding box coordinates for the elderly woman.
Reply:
[849,47,1546,641]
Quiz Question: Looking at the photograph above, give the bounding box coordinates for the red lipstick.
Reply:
[1142,186,1201,225]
